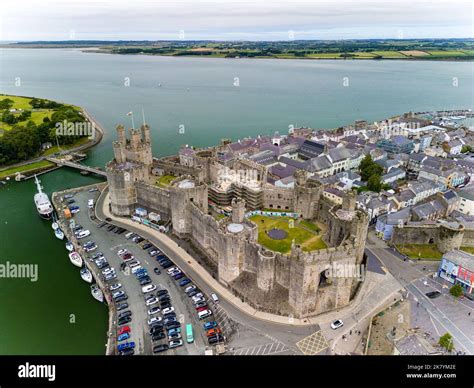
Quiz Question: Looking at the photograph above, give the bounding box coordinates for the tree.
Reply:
[461,145,472,154]
[0,98,14,110]
[359,154,383,182]
[449,284,463,298]
[438,333,455,352]
[367,174,383,192]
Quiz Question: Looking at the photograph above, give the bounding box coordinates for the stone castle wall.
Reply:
[391,223,472,253]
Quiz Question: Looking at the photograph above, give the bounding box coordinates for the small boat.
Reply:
[80,267,93,283]
[52,222,59,230]
[91,284,104,303]
[65,241,74,252]
[69,251,83,267]
[55,227,64,240]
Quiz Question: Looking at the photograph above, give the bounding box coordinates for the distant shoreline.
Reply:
[2,38,473,62]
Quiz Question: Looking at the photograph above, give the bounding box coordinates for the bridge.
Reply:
[46,157,107,177]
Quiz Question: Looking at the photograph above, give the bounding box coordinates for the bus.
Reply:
[186,324,194,343]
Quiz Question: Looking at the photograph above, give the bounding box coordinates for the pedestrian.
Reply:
[469,312,471,316]
[350,330,352,335]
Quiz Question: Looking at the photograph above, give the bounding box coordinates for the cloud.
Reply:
[1,0,472,41]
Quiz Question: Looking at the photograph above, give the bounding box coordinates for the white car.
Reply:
[110,283,122,291]
[184,285,196,293]
[169,339,183,349]
[102,268,115,275]
[117,249,128,256]
[167,267,179,275]
[125,232,134,239]
[198,309,212,320]
[146,297,159,306]
[128,260,140,268]
[88,199,94,208]
[330,319,344,330]
[142,284,157,294]
[147,316,162,325]
[191,293,204,302]
[112,290,125,299]
[76,230,91,239]
[210,293,219,303]
[162,307,175,315]
[193,297,205,305]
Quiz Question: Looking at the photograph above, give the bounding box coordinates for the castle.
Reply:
[106,124,369,318]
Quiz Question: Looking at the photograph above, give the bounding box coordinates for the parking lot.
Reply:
[67,188,225,355]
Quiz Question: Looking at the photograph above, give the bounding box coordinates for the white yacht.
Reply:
[69,251,83,267]
[33,175,53,219]
[80,267,93,283]
[91,284,104,303]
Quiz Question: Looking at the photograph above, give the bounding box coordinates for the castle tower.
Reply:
[342,191,357,212]
[129,128,142,151]
[231,197,246,223]
[141,124,151,144]
[113,141,126,164]
[116,124,126,144]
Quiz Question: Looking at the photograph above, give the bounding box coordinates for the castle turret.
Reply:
[231,197,246,223]
[113,141,127,164]
[141,124,151,144]
[116,124,126,144]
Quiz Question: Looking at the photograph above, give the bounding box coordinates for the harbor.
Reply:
[51,183,117,355]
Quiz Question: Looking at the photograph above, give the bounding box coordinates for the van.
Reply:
[210,293,219,303]
[198,309,213,320]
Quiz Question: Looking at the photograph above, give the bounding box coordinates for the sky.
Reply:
[1,0,473,41]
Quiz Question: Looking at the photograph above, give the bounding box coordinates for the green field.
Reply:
[0,160,55,179]
[249,215,327,254]
[0,95,55,132]
[396,244,443,260]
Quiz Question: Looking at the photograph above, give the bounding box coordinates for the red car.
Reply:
[196,307,208,313]
[123,253,133,260]
[118,326,130,335]
[206,328,222,337]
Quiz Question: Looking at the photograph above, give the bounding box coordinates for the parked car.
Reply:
[148,306,161,315]
[169,339,183,349]
[156,289,169,297]
[142,284,157,294]
[146,297,159,306]
[162,307,175,315]
[203,321,218,330]
[198,309,213,320]
[152,332,166,342]
[153,344,169,353]
[118,316,131,325]
[179,278,191,287]
[118,326,130,335]
[117,332,130,342]
[185,285,196,293]
[116,302,129,311]
[110,283,122,291]
[148,316,162,325]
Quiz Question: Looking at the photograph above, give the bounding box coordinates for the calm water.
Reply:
[0,48,473,354]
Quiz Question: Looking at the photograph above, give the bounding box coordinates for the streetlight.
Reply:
[127,111,135,129]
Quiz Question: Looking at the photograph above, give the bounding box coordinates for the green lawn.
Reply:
[0,95,55,132]
[155,175,176,187]
[0,160,54,179]
[249,215,327,254]
[396,244,443,260]
[426,50,468,57]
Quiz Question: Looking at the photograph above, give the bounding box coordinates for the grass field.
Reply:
[0,160,55,179]
[396,244,443,260]
[0,95,55,132]
[249,215,327,253]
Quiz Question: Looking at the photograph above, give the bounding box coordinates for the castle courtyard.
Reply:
[249,215,327,253]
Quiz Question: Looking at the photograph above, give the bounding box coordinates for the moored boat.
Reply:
[65,241,74,252]
[33,175,53,220]
[80,267,93,283]
[54,227,64,240]
[52,222,59,230]
[91,284,104,303]
[69,251,83,267]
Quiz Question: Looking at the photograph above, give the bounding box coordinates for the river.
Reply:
[0,48,472,354]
